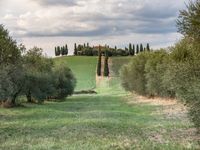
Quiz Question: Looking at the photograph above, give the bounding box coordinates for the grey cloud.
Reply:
[24,25,113,37]
[3,0,188,38]
[34,0,77,6]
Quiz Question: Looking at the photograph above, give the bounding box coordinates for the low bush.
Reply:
[52,65,76,99]
[120,38,200,133]
[120,52,149,95]
[166,39,200,132]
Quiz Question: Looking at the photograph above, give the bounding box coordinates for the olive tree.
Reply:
[23,47,54,103]
[0,25,24,106]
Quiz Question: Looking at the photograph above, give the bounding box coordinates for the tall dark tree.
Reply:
[57,46,61,56]
[65,44,68,55]
[78,44,82,51]
[136,44,139,54]
[61,46,65,56]
[146,43,150,51]
[97,46,102,76]
[104,50,109,77]
[55,47,57,56]
[87,43,89,48]
[132,44,135,56]
[84,43,86,48]
[74,43,77,55]
[129,43,132,55]
[140,44,143,52]
[115,46,117,50]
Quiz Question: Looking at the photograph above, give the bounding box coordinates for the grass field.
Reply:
[0,78,199,150]
[0,56,199,150]
[54,56,97,91]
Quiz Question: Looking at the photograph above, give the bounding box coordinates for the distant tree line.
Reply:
[0,25,76,107]
[55,44,68,56]
[73,43,150,56]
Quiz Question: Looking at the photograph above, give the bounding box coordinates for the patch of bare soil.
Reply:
[127,94,187,119]
[126,94,200,147]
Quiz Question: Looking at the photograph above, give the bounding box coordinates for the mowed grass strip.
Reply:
[54,56,97,91]
[0,57,199,150]
[0,94,198,150]
[0,78,199,150]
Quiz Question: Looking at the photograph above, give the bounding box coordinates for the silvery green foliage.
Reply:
[0,64,24,103]
[52,65,76,99]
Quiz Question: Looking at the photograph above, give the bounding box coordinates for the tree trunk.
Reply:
[11,95,16,105]
[11,89,21,106]
[27,90,32,103]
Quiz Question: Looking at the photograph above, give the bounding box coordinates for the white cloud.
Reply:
[0,0,189,56]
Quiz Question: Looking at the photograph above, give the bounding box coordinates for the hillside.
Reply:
[54,56,97,91]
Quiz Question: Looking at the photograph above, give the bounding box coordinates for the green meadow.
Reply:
[0,56,199,150]
[54,56,97,91]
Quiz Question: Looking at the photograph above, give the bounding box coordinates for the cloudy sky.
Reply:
[0,0,187,56]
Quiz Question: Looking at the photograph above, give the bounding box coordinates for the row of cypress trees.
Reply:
[55,44,68,56]
[97,46,109,77]
[73,43,150,56]
[128,43,150,56]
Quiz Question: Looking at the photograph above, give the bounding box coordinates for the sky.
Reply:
[0,0,188,57]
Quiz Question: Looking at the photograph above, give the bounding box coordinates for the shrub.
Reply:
[52,65,76,99]
[165,39,200,132]
[23,47,55,103]
[120,52,149,95]
[144,50,173,97]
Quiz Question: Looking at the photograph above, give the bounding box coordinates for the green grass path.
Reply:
[0,57,199,149]
[0,78,199,150]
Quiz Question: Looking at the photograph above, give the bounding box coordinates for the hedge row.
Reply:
[120,38,200,133]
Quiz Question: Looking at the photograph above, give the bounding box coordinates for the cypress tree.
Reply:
[55,47,57,56]
[97,46,102,76]
[140,44,143,52]
[104,50,109,77]
[129,43,132,55]
[84,43,86,48]
[115,46,117,50]
[136,44,139,54]
[132,44,135,56]
[65,44,68,55]
[57,46,61,56]
[74,43,77,55]
[87,43,89,48]
[61,46,65,55]
[147,43,150,51]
